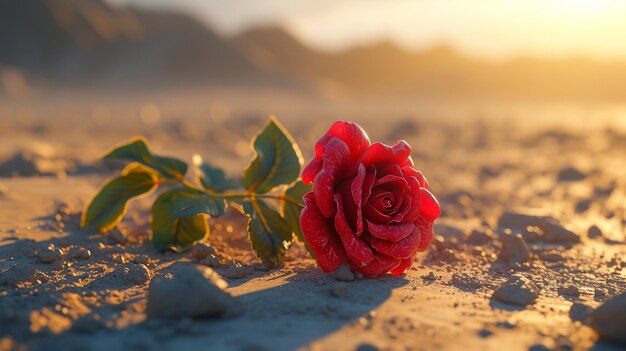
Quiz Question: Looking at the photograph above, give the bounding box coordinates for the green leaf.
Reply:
[104,137,187,180]
[242,116,303,194]
[170,187,227,219]
[151,189,208,252]
[81,172,157,233]
[194,158,240,192]
[121,162,164,180]
[280,180,311,242]
[245,199,293,266]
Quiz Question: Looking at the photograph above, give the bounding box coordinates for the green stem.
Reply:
[176,179,303,208]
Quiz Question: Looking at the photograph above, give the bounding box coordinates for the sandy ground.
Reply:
[0,94,625,351]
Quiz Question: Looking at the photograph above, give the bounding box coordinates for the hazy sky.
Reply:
[115,0,626,60]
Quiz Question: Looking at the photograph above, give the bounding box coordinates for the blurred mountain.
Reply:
[234,26,626,101]
[3,1,626,100]
[0,0,277,89]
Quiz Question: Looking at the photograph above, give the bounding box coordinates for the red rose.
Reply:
[300,121,440,277]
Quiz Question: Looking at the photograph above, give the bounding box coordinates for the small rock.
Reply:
[562,284,580,297]
[569,302,592,323]
[589,291,626,344]
[538,251,564,262]
[355,272,365,280]
[355,343,380,351]
[498,212,580,243]
[528,344,552,351]
[191,242,216,260]
[69,247,92,260]
[557,166,586,182]
[253,262,273,272]
[498,233,529,266]
[492,275,539,306]
[468,229,491,245]
[223,262,250,279]
[478,329,493,338]
[594,287,608,299]
[422,272,437,281]
[124,264,152,284]
[587,225,602,239]
[333,264,354,282]
[199,254,222,268]
[38,245,63,263]
[147,263,240,319]
[135,254,150,265]
[109,229,128,245]
[331,282,348,298]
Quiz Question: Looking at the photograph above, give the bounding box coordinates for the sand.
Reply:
[0,93,625,351]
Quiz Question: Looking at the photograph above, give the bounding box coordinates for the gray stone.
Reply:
[492,275,539,306]
[589,292,626,344]
[147,263,240,319]
[332,264,354,282]
[498,233,529,266]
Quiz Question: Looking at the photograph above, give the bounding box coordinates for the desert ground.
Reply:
[1,91,625,351]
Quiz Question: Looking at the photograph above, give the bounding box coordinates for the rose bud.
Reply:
[300,120,440,277]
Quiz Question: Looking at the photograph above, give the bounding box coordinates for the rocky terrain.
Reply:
[0,96,625,351]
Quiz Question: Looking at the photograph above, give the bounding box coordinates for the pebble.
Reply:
[331,282,348,298]
[38,245,64,263]
[557,166,586,181]
[478,329,493,338]
[333,264,354,282]
[69,247,92,260]
[355,343,380,351]
[124,264,152,284]
[587,225,602,239]
[492,275,539,306]
[146,263,241,319]
[191,242,216,260]
[498,212,580,243]
[199,254,222,268]
[109,229,128,245]
[468,229,491,245]
[422,272,437,281]
[569,302,592,323]
[538,251,564,262]
[223,262,250,279]
[253,262,273,272]
[589,291,626,344]
[498,233,529,266]
[562,284,580,297]
[355,272,365,280]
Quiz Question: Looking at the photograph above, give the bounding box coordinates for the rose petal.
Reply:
[377,163,403,178]
[400,176,421,224]
[334,194,374,267]
[419,188,441,221]
[302,158,323,184]
[366,221,414,242]
[354,254,401,277]
[368,225,421,259]
[416,217,434,251]
[351,164,366,235]
[313,137,350,218]
[402,167,429,189]
[361,141,412,167]
[390,255,414,276]
[300,193,348,272]
[364,202,393,224]
[319,121,370,164]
